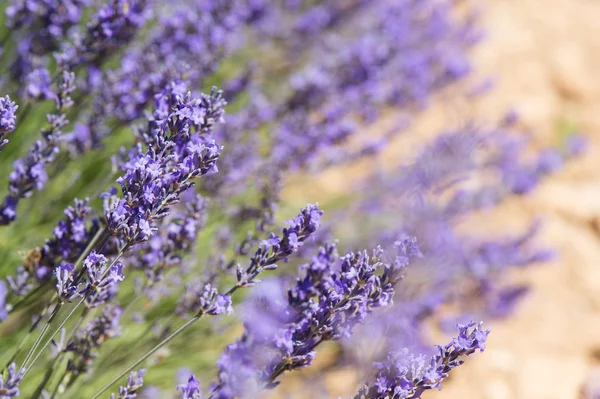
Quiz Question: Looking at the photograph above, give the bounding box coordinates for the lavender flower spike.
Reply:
[0,70,76,225]
[0,96,18,152]
[0,363,25,398]
[83,251,124,308]
[178,374,202,399]
[104,86,225,246]
[0,281,7,321]
[110,369,146,399]
[354,322,490,399]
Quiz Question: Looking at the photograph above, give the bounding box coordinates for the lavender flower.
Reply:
[103,86,225,245]
[128,191,207,286]
[110,369,146,399]
[63,0,148,69]
[0,281,7,322]
[0,363,25,398]
[212,238,420,397]
[0,96,18,152]
[0,70,75,225]
[83,250,124,307]
[178,374,202,399]
[232,203,323,292]
[5,0,91,85]
[4,198,99,300]
[55,262,85,303]
[177,204,323,318]
[353,322,489,399]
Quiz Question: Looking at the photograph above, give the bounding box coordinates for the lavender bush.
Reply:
[0,1,583,398]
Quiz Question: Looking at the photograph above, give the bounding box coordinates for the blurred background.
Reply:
[279,0,600,398]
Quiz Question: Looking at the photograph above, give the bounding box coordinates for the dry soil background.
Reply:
[442,1,600,398]
[281,0,600,398]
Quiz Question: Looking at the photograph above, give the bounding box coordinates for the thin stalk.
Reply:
[23,245,127,379]
[18,226,107,367]
[7,226,106,370]
[22,298,84,378]
[8,280,51,314]
[29,353,62,399]
[5,306,46,368]
[20,303,63,370]
[88,314,201,399]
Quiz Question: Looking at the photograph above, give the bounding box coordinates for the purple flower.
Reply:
[104,86,225,245]
[0,281,8,321]
[354,322,489,398]
[212,238,420,396]
[233,204,323,291]
[178,374,202,399]
[0,95,18,152]
[83,251,124,307]
[55,262,85,303]
[0,363,25,398]
[110,369,146,399]
[0,71,75,226]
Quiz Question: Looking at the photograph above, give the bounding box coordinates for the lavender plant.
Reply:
[0,0,583,398]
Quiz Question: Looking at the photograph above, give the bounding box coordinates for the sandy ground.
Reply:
[419,0,600,398]
[442,1,600,398]
[281,0,600,398]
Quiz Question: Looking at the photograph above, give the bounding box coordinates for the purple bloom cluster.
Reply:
[65,304,123,375]
[0,95,18,152]
[0,70,75,225]
[54,249,124,309]
[5,0,91,84]
[354,322,489,399]
[178,374,202,399]
[268,0,479,169]
[110,369,146,399]
[211,238,420,397]
[176,204,323,318]
[129,191,208,287]
[339,122,578,366]
[103,85,225,245]
[67,0,255,154]
[0,363,25,398]
[61,0,148,69]
[5,198,99,298]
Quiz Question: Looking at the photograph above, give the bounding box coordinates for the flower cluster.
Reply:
[0,95,18,151]
[4,198,99,299]
[109,369,146,399]
[104,86,225,245]
[55,250,124,307]
[211,238,420,398]
[0,70,76,225]
[353,322,490,399]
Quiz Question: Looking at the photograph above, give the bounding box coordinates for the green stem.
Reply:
[21,300,78,377]
[5,306,45,369]
[49,368,70,399]
[88,314,201,399]
[20,303,63,370]
[8,280,51,315]
[29,353,62,399]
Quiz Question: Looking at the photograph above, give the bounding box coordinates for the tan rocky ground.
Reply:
[443,1,600,398]
[280,0,600,398]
